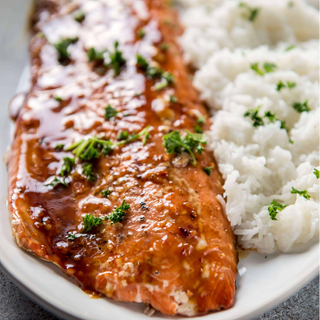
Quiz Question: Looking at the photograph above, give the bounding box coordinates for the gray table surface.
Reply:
[0,0,319,319]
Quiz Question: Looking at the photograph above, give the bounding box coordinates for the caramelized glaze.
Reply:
[7,0,237,315]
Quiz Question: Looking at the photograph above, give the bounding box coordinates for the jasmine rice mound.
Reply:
[179,0,319,253]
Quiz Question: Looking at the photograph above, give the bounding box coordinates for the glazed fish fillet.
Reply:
[7,0,237,316]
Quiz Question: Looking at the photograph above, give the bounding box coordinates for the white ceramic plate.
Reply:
[0,1,318,319]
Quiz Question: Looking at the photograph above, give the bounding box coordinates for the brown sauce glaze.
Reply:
[7,0,237,316]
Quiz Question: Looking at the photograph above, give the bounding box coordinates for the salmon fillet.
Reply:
[7,0,238,316]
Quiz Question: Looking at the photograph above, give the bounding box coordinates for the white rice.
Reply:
[179,0,319,253]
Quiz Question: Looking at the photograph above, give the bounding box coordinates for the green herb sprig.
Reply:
[314,168,319,179]
[82,214,103,232]
[267,200,287,221]
[45,177,68,189]
[251,62,277,76]
[292,100,310,113]
[105,200,130,224]
[291,187,311,199]
[163,130,206,165]
[54,37,78,64]
[239,2,259,21]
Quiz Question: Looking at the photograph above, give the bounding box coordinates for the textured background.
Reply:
[0,0,319,319]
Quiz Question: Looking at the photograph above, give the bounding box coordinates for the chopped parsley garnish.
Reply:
[287,81,296,89]
[137,28,145,38]
[169,95,178,103]
[162,130,207,165]
[267,200,287,221]
[264,111,287,130]
[108,41,126,76]
[116,126,151,146]
[276,80,296,91]
[116,130,129,141]
[104,105,118,120]
[153,80,169,91]
[289,139,294,144]
[73,10,85,23]
[66,126,150,160]
[54,96,62,102]
[160,43,169,51]
[101,188,111,198]
[251,62,277,76]
[87,47,105,63]
[136,54,175,90]
[55,144,64,150]
[203,166,213,176]
[313,168,319,179]
[87,41,126,76]
[197,115,206,125]
[105,200,130,224]
[82,214,103,232]
[136,54,149,71]
[53,37,78,64]
[194,125,203,133]
[45,177,68,189]
[285,45,295,51]
[292,100,310,113]
[66,233,78,240]
[60,157,75,177]
[244,106,264,127]
[291,187,311,200]
[239,2,259,21]
[82,163,95,181]
[66,137,113,160]
[146,65,164,79]
[264,62,277,73]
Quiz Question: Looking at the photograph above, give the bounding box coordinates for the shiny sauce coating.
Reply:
[7,0,238,316]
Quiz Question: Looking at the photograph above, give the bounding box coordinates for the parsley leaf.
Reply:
[251,62,277,76]
[137,28,145,38]
[162,130,207,165]
[276,80,296,91]
[108,41,126,76]
[116,130,129,141]
[60,157,75,177]
[101,189,111,198]
[160,43,169,51]
[267,200,287,221]
[291,187,311,199]
[53,37,78,64]
[82,163,95,181]
[45,177,68,189]
[285,45,295,51]
[82,214,103,232]
[263,62,277,73]
[203,166,213,176]
[73,10,85,23]
[169,95,178,103]
[116,126,151,146]
[286,81,296,89]
[66,137,113,160]
[194,125,203,133]
[244,106,264,127]
[313,168,319,179]
[239,2,259,21]
[292,100,310,113]
[136,54,149,71]
[54,96,62,102]
[87,47,105,63]
[197,115,206,125]
[55,144,64,151]
[276,81,286,91]
[264,111,287,130]
[104,105,118,120]
[105,200,130,224]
